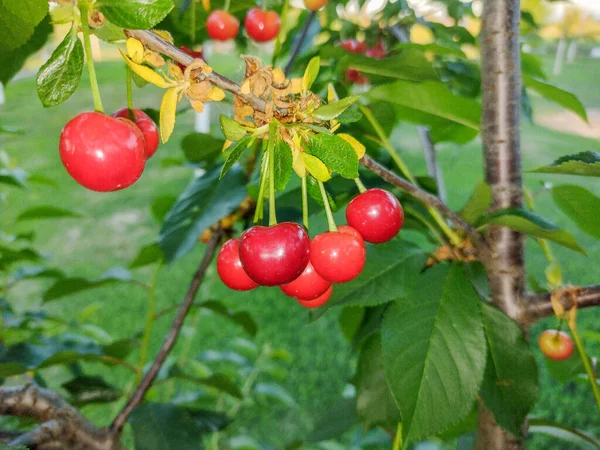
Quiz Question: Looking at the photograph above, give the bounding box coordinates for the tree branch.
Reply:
[0,384,124,450]
[523,285,600,323]
[110,228,223,433]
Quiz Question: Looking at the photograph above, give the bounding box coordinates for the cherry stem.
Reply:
[268,122,277,226]
[569,323,600,413]
[301,175,309,230]
[318,180,337,232]
[253,141,269,223]
[354,177,367,193]
[79,1,104,113]
[126,67,134,118]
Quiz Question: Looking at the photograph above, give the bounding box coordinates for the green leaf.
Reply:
[200,301,257,336]
[524,75,587,123]
[151,195,177,223]
[544,351,586,383]
[160,165,247,262]
[43,267,133,302]
[479,303,539,435]
[3,0,48,26]
[367,80,481,130]
[62,375,121,406]
[302,56,320,91]
[0,168,28,188]
[129,243,163,269]
[98,0,174,29]
[356,334,401,428]
[346,49,438,81]
[306,175,336,211]
[324,239,427,310]
[477,207,585,254]
[254,382,296,407]
[167,365,243,398]
[0,15,51,85]
[529,151,600,177]
[312,96,360,121]
[0,0,45,51]
[36,27,84,107]
[381,264,487,444]
[306,133,359,179]
[551,185,600,239]
[220,137,252,179]
[220,115,247,142]
[181,132,225,166]
[16,205,81,221]
[459,181,492,224]
[129,403,229,450]
[307,398,359,443]
[92,20,125,43]
[274,140,293,191]
[529,418,600,450]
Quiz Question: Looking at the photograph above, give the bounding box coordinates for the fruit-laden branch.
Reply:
[0,384,124,450]
[110,227,223,433]
[524,285,600,322]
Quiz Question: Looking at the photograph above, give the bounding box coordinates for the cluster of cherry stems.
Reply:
[217,188,405,309]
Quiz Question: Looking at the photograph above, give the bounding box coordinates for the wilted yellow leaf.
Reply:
[167,61,183,79]
[301,153,331,182]
[272,67,285,84]
[240,79,251,95]
[338,133,365,159]
[290,78,302,94]
[145,51,166,67]
[126,38,144,64]
[120,51,172,88]
[202,0,210,11]
[209,87,226,101]
[327,83,339,103]
[153,29,174,43]
[189,98,205,112]
[222,140,233,152]
[160,87,180,143]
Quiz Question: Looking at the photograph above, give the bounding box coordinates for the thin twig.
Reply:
[523,285,600,323]
[110,228,223,433]
[284,10,317,75]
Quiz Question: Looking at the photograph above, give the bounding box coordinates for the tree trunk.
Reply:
[477,0,526,448]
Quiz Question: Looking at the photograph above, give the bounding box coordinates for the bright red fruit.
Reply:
[59,112,146,192]
[339,39,366,54]
[311,231,366,283]
[337,225,364,246]
[112,108,159,158]
[244,8,280,42]
[217,238,259,291]
[303,0,328,11]
[538,330,574,361]
[366,41,386,59]
[280,261,331,300]
[207,10,240,41]
[297,286,333,309]
[239,222,310,286]
[346,188,404,244]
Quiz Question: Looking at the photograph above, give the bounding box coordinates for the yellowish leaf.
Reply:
[301,153,331,182]
[202,0,210,11]
[126,38,144,64]
[160,87,180,143]
[209,87,225,101]
[327,83,339,103]
[290,78,302,94]
[222,140,233,152]
[145,51,166,67]
[167,61,183,79]
[189,98,205,112]
[240,79,251,95]
[120,51,172,88]
[338,133,365,159]
[153,29,174,43]
[302,56,320,91]
[272,67,285,84]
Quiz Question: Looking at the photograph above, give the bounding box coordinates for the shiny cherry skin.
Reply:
[217,238,259,291]
[366,41,386,59]
[112,108,159,158]
[303,0,328,10]
[337,225,364,246]
[59,112,146,192]
[207,10,240,41]
[244,8,280,42]
[311,231,366,283]
[346,188,404,244]
[538,330,574,361]
[239,222,310,286]
[280,261,331,300]
[177,45,203,72]
[339,39,366,54]
[297,286,333,309]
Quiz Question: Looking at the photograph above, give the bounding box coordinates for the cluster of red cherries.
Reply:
[217,188,404,309]
[338,39,386,84]
[59,108,159,192]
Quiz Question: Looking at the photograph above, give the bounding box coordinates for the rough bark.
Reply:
[524,284,600,323]
[477,0,526,448]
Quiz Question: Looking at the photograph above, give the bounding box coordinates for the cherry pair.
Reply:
[207,8,280,43]
[339,39,387,84]
[59,109,159,192]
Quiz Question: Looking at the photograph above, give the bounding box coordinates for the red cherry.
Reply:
[303,0,328,11]
[177,45,203,72]
[538,330,574,361]
[337,225,364,246]
[217,238,259,291]
[239,222,310,286]
[207,10,240,41]
[366,42,386,59]
[297,286,333,309]
[339,39,366,54]
[59,112,146,192]
[244,8,280,42]
[280,261,331,300]
[346,69,368,84]
[311,231,366,283]
[346,188,404,244]
[112,108,159,158]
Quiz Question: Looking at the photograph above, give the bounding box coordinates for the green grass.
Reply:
[1,52,600,449]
